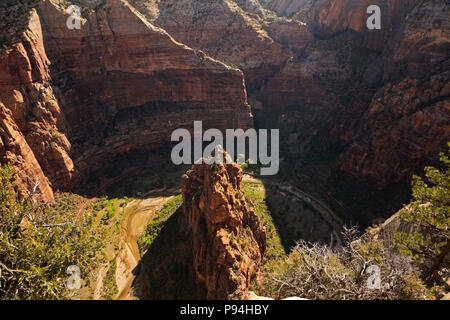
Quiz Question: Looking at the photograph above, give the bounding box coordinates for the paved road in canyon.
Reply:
[243,175,345,245]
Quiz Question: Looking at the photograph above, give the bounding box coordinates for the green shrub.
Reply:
[242,181,285,261]
[0,164,106,299]
[102,259,117,300]
[138,195,183,253]
[394,143,450,276]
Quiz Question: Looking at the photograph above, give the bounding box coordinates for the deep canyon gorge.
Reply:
[0,0,449,300]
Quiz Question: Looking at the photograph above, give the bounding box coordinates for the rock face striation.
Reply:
[0,0,253,199]
[264,0,449,189]
[0,0,448,218]
[0,6,70,201]
[130,0,294,90]
[132,0,449,192]
[180,150,266,299]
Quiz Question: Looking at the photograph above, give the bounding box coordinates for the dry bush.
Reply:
[258,227,430,300]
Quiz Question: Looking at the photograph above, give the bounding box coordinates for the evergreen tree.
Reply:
[394,143,450,278]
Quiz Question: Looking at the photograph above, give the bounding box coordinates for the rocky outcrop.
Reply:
[130,0,293,90]
[234,0,266,17]
[140,149,266,299]
[0,0,253,197]
[0,7,72,201]
[369,210,418,246]
[266,0,309,17]
[368,207,450,297]
[180,150,266,299]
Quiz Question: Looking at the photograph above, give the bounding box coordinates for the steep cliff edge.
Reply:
[0,0,253,197]
[262,0,450,189]
[131,0,449,196]
[129,0,294,90]
[1,0,448,225]
[140,150,266,299]
[0,6,71,201]
[181,150,266,299]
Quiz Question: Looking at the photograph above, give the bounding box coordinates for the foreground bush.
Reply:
[257,227,429,300]
[0,164,105,299]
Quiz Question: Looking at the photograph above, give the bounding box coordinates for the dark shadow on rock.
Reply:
[262,181,338,249]
[134,209,206,300]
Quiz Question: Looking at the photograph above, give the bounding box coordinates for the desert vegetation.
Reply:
[138,194,183,254]
[254,229,430,300]
[0,1,39,53]
[394,143,450,286]
[0,164,107,299]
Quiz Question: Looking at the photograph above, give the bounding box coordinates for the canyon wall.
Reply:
[0,0,448,220]
[0,0,253,198]
[264,0,449,188]
[129,0,293,90]
[132,0,449,195]
[0,6,70,201]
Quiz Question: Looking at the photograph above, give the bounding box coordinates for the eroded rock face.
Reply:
[263,0,450,189]
[265,0,308,17]
[0,0,253,197]
[130,0,293,90]
[332,0,450,187]
[0,8,72,201]
[180,151,266,299]
[130,0,449,195]
[1,0,448,219]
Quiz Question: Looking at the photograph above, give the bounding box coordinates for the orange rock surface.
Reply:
[181,150,266,299]
[0,0,253,198]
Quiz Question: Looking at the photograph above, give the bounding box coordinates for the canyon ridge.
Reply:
[0,0,449,301]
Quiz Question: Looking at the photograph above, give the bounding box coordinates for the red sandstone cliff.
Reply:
[181,150,266,299]
[0,7,71,201]
[0,0,253,198]
[1,0,448,216]
[130,0,449,190]
[130,0,293,90]
[140,149,267,299]
[267,0,449,188]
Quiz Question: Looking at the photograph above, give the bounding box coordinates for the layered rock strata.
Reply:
[0,0,253,198]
